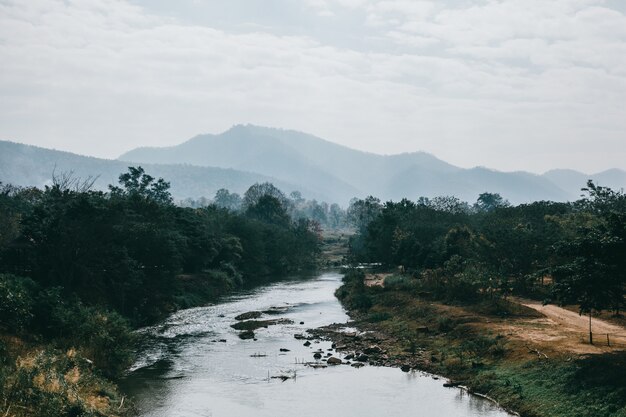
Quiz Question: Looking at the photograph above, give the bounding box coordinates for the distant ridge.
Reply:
[0,141,318,201]
[120,124,623,204]
[3,126,624,205]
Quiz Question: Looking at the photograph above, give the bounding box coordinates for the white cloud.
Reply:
[0,0,625,173]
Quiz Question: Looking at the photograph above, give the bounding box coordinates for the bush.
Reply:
[351,293,373,311]
[30,287,136,378]
[383,274,417,291]
[4,348,130,417]
[437,316,457,332]
[0,274,36,334]
[366,311,392,322]
[73,306,135,378]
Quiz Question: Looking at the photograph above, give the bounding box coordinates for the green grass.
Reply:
[337,270,626,417]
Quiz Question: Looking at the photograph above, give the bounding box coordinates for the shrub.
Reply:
[367,311,392,322]
[383,274,416,291]
[0,274,36,334]
[73,306,135,378]
[4,348,130,417]
[351,293,373,311]
[437,316,457,332]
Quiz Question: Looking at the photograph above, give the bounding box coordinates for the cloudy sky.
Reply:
[1,0,625,173]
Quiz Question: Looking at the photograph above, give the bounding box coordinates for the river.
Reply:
[121,271,513,417]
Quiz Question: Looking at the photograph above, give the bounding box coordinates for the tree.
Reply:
[474,192,509,213]
[429,196,471,214]
[213,188,242,211]
[245,194,291,227]
[243,182,288,209]
[347,196,382,232]
[109,166,172,205]
[551,181,626,343]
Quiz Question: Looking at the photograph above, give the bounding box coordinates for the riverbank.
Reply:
[317,270,626,417]
[120,271,511,417]
[0,270,305,417]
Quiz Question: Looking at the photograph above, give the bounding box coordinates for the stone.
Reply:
[234,311,262,321]
[280,348,290,352]
[363,345,382,355]
[356,353,369,362]
[313,352,322,359]
[401,365,411,372]
[304,341,311,347]
[327,357,342,365]
[238,330,255,340]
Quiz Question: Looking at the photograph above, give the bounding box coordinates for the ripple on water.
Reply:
[122,272,514,417]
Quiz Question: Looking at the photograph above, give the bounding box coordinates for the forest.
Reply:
[335,182,626,417]
[0,167,320,415]
[346,182,626,317]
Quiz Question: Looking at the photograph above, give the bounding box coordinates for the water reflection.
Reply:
[121,272,512,417]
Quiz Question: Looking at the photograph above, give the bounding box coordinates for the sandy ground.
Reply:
[498,298,626,355]
[364,273,389,287]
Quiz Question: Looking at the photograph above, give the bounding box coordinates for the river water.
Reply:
[121,272,513,417]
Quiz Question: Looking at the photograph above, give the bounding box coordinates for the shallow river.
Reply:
[121,272,513,417]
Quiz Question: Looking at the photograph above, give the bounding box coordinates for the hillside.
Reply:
[120,124,616,204]
[4,127,625,205]
[0,141,313,201]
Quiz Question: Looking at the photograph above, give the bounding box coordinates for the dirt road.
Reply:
[502,298,626,354]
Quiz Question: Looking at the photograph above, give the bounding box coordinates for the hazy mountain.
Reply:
[0,141,316,201]
[120,124,593,204]
[543,168,626,198]
[5,126,624,206]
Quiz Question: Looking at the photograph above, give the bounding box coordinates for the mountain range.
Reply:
[2,124,625,205]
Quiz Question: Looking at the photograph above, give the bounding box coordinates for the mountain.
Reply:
[5,126,624,205]
[543,168,626,198]
[120,124,592,204]
[0,141,317,201]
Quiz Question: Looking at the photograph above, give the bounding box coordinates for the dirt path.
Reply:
[502,298,626,354]
[364,273,389,287]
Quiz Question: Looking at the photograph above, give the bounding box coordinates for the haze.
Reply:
[1,0,625,173]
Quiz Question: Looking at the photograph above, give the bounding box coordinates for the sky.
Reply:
[1,0,625,174]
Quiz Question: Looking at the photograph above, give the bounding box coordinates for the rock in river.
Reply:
[235,311,262,321]
[327,357,342,365]
[239,330,255,340]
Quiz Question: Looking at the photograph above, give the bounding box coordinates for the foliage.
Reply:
[347,183,625,310]
[0,167,321,414]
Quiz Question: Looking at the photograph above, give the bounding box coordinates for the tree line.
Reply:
[347,183,626,323]
[180,184,349,230]
[0,167,320,383]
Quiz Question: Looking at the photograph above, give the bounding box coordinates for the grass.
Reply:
[337,270,626,417]
[0,336,132,417]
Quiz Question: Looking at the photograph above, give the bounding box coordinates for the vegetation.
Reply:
[337,182,626,417]
[348,184,625,317]
[0,167,321,416]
